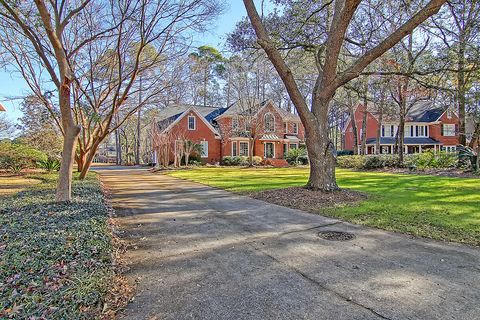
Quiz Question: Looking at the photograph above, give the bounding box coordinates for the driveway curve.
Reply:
[97,167,480,320]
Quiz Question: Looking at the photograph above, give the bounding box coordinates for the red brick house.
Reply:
[344,103,460,154]
[152,100,305,166]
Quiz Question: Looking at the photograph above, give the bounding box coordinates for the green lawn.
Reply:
[167,167,480,246]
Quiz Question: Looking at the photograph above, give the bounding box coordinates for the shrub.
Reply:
[222,155,263,166]
[0,141,47,173]
[37,157,61,172]
[285,147,308,165]
[337,155,366,169]
[338,152,456,170]
[405,151,457,170]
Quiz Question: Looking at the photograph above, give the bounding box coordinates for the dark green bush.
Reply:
[0,141,47,172]
[37,157,61,172]
[222,156,262,166]
[285,147,308,165]
[338,152,457,170]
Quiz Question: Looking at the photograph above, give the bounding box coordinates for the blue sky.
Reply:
[0,1,269,125]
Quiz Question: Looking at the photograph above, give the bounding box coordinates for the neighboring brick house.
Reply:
[344,102,460,154]
[152,100,305,166]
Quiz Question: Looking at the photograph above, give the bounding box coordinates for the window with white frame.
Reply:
[289,143,298,150]
[239,142,249,156]
[232,142,237,156]
[200,141,208,158]
[405,125,411,137]
[442,124,455,136]
[264,113,275,132]
[416,125,428,137]
[292,122,298,134]
[442,145,456,152]
[188,115,196,130]
[382,125,395,137]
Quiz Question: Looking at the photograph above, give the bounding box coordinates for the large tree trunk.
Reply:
[306,102,338,191]
[56,78,81,202]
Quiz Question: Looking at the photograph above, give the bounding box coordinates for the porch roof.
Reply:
[366,137,442,145]
[260,134,281,141]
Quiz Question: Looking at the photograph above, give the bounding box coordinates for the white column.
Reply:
[419,145,422,153]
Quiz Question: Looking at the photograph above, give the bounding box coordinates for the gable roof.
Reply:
[155,104,219,122]
[216,99,300,122]
[157,106,221,137]
[405,102,443,122]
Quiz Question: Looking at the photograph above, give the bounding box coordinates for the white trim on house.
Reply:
[264,112,275,132]
[188,115,196,130]
[231,141,238,156]
[161,107,220,136]
[200,140,208,158]
[239,141,249,156]
[263,142,275,158]
[435,108,459,122]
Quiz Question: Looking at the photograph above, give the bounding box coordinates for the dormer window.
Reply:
[292,123,298,134]
[188,115,196,130]
[264,113,275,132]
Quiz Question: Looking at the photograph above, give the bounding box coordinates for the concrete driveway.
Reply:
[97,167,480,320]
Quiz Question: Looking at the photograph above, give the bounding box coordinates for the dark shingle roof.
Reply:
[366,137,441,145]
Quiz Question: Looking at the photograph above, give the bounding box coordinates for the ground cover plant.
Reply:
[167,167,480,246]
[0,173,113,319]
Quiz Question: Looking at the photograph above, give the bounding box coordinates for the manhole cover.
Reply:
[317,230,355,241]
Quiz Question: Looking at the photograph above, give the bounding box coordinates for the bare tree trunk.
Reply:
[457,36,467,146]
[135,76,142,165]
[376,108,383,154]
[469,123,479,148]
[397,113,406,163]
[360,106,368,155]
[249,137,254,166]
[476,144,480,172]
[349,106,359,154]
[56,79,81,202]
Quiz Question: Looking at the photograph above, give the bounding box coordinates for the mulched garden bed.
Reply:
[248,187,368,213]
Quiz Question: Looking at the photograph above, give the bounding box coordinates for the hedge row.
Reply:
[222,156,263,166]
[337,151,457,170]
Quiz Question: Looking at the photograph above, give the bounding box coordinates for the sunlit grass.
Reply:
[167,167,480,246]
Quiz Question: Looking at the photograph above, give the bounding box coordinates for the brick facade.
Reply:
[344,104,460,154]
[153,101,305,166]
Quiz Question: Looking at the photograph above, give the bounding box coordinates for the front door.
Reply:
[264,142,274,158]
